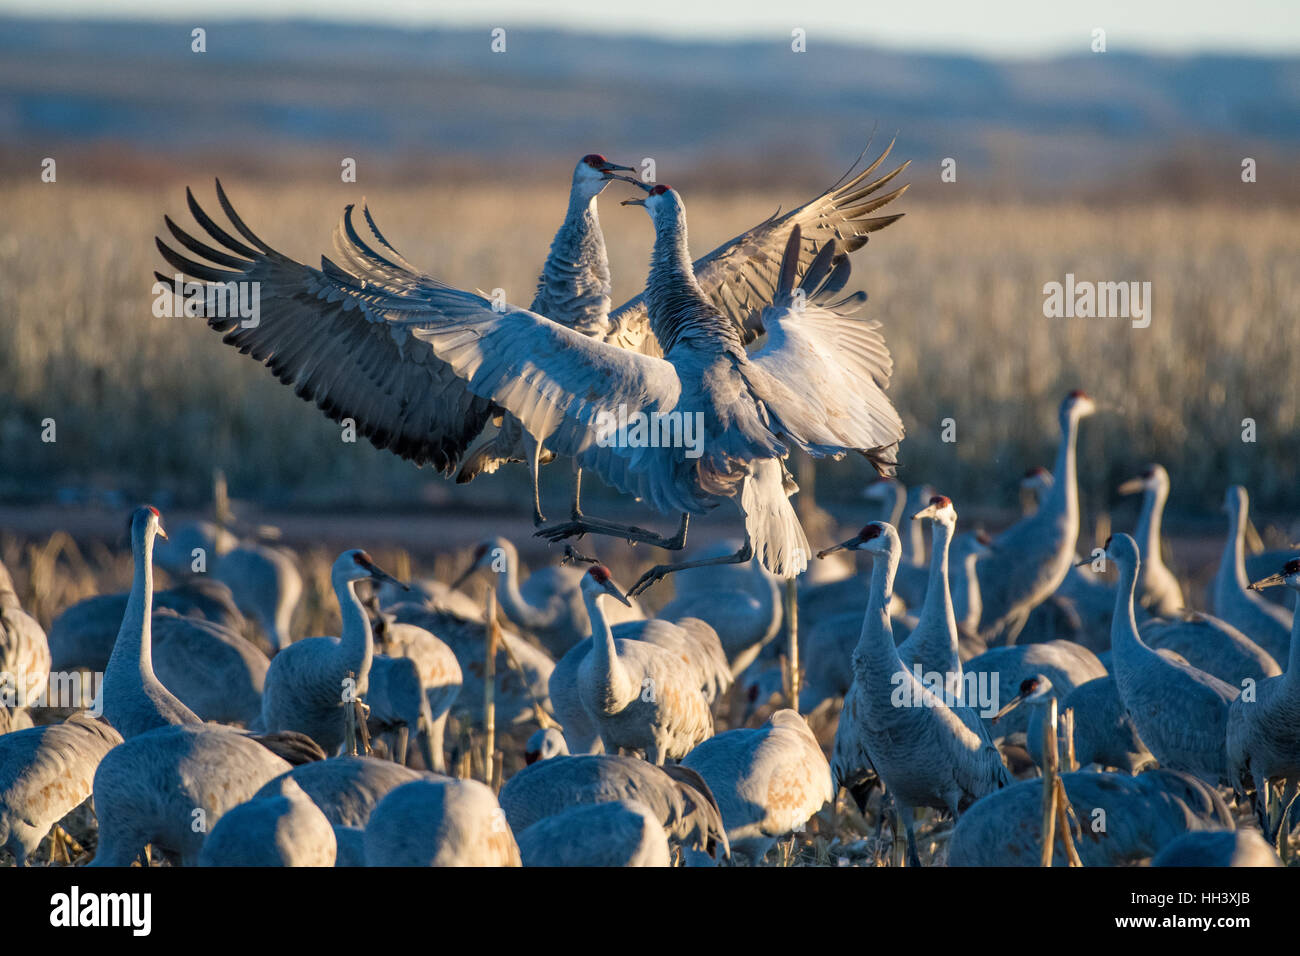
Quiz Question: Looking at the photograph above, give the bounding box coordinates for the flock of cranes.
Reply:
[0,145,1296,867]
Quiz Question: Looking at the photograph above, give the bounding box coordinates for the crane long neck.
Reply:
[646,207,742,355]
[854,547,903,675]
[1135,481,1167,572]
[1286,604,1300,686]
[493,542,550,631]
[333,574,374,689]
[917,519,960,675]
[1219,500,1250,592]
[583,590,637,714]
[120,523,157,679]
[534,191,613,330]
[1042,410,1080,526]
[1109,557,1151,670]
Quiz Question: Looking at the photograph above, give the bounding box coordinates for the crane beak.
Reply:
[911,504,938,521]
[620,197,647,207]
[451,565,477,590]
[602,578,633,607]
[816,538,858,559]
[362,557,408,591]
[598,162,635,178]
[1116,477,1145,496]
[156,524,168,541]
[1074,556,1095,568]
[991,692,1027,725]
[1248,572,1286,591]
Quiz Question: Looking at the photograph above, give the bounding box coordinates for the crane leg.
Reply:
[902,810,922,869]
[537,511,690,554]
[628,538,752,598]
[526,432,547,526]
[571,465,584,520]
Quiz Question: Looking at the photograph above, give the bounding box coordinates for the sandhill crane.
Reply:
[102,506,205,737]
[1226,558,1300,842]
[977,391,1097,645]
[549,610,730,756]
[1246,547,1300,612]
[332,825,366,867]
[363,778,520,866]
[155,520,303,653]
[896,496,964,693]
[498,752,729,864]
[817,522,1011,866]
[1106,533,1238,785]
[147,610,270,726]
[0,707,32,735]
[0,714,121,866]
[949,530,991,638]
[375,574,482,619]
[574,566,715,763]
[159,146,907,548]
[259,549,406,755]
[251,755,427,827]
[656,541,782,675]
[1117,464,1185,618]
[369,609,461,772]
[525,726,569,763]
[454,535,643,657]
[516,799,671,867]
[1141,613,1280,687]
[1151,828,1282,867]
[948,769,1233,866]
[681,709,832,863]
[963,640,1106,739]
[890,483,936,609]
[0,560,48,723]
[1214,486,1292,663]
[389,601,553,727]
[49,576,243,673]
[90,723,292,866]
[992,674,1154,774]
[198,776,336,866]
[363,654,428,765]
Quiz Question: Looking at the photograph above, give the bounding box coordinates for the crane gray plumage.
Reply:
[363,778,520,866]
[0,714,121,866]
[964,640,1107,739]
[516,799,671,867]
[90,723,292,866]
[524,726,569,763]
[1226,558,1300,841]
[156,146,906,517]
[388,602,553,727]
[146,610,269,726]
[498,752,729,864]
[252,755,429,827]
[258,549,405,755]
[1213,485,1292,664]
[823,522,1010,866]
[455,536,643,657]
[154,520,303,653]
[1151,828,1282,867]
[574,567,715,764]
[1107,533,1238,785]
[371,612,461,772]
[198,776,336,867]
[102,507,205,737]
[1117,464,1186,618]
[948,768,1233,866]
[49,576,244,673]
[994,674,1154,774]
[681,709,833,863]
[1141,612,1280,687]
[0,559,49,725]
[976,392,1096,645]
[891,483,936,609]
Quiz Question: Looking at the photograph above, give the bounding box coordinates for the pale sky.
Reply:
[4,0,1299,57]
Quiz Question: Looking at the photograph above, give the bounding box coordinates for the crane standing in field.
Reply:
[1214,485,1293,664]
[819,522,1011,867]
[1106,534,1238,786]
[1116,464,1185,618]
[1228,558,1300,845]
[156,148,909,588]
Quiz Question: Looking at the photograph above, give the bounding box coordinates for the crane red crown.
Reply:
[588,565,612,583]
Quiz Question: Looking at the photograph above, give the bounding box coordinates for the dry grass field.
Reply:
[2,178,1297,520]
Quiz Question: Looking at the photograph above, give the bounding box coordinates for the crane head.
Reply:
[335,549,408,590]
[1101,532,1140,571]
[582,565,632,607]
[127,504,167,543]
[575,154,635,192]
[620,182,674,209]
[1248,557,1300,593]
[1061,389,1097,420]
[911,494,955,523]
[992,673,1054,724]
[817,521,891,558]
[1117,463,1164,496]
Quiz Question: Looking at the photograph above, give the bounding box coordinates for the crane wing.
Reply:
[606,140,909,355]
[155,182,498,474]
[740,228,904,474]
